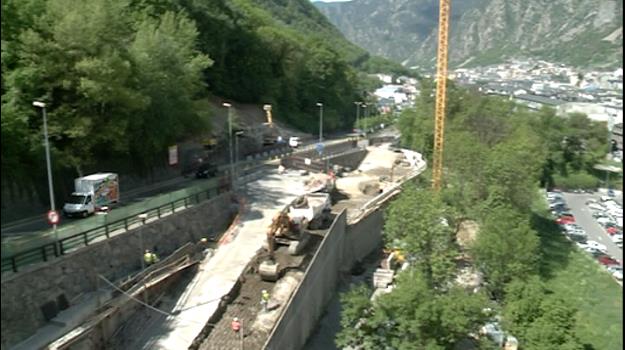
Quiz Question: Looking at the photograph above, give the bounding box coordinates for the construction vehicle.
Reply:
[432,0,450,191]
[259,193,331,281]
[261,104,281,146]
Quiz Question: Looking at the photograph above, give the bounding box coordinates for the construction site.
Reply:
[1,131,427,350]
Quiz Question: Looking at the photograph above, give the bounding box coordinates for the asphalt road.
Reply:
[562,192,622,263]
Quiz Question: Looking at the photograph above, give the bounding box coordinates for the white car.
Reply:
[586,240,608,253]
[607,266,623,281]
[288,137,301,148]
[611,235,623,244]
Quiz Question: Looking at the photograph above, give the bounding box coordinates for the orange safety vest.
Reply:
[231,320,241,332]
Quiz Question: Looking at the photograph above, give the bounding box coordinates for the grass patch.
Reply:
[532,210,622,350]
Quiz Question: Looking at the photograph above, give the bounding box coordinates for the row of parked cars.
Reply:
[586,197,623,249]
[546,191,623,281]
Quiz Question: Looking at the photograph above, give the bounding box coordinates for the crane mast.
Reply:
[432,0,450,191]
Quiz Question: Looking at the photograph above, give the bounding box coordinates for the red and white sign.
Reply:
[47,210,60,225]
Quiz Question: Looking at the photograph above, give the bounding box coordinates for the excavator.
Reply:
[261,104,281,146]
[259,208,297,281]
[259,193,331,281]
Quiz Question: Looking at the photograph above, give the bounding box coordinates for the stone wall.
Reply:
[328,148,367,171]
[1,193,234,349]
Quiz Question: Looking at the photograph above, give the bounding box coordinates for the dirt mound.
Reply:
[456,220,479,249]
[358,180,380,195]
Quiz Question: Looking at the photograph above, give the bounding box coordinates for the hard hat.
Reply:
[145,249,150,253]
[262,289,267,293]
[200,238,208,243]
[233,317,239,321]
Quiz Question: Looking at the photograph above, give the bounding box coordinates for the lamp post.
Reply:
[354,101,362,134]
[362,103,368,135]
[235,131,244,179]
[33,101,60,255]
[316,102,324,144]
[223,102,234,190]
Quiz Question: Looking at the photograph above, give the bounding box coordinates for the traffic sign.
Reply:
[316,143,324,155]
[47,210,59,225]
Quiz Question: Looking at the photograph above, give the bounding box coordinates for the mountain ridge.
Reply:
[315,0,623,69]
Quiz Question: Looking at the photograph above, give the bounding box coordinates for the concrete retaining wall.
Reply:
[344,208,385,268]
[1,193,234,349]
[264,204,387,350]
[264,211,347,350]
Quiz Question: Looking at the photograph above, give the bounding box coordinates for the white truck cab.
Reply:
[63,193,95,218]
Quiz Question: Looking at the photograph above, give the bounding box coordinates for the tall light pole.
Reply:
[354,101,362,132]
[316,102,324,144]
[33,101,59,255]
[235,131,244,179]
[223,102,234,190]
[362,103,368,135]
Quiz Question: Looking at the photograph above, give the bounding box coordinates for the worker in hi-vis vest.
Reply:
[143,249,159,266]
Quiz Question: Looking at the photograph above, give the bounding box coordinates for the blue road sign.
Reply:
[316,143,324,155]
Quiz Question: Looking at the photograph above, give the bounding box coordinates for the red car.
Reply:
[598,255,620,267]
[606,227,619,235]
[556,216,575,225]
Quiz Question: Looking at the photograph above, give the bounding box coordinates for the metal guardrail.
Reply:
[1,179,230,274]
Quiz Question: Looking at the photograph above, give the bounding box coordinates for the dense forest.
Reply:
[1,0,408,206]
[337,81,619,350]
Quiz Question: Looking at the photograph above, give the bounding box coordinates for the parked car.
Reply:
[607,227,620,235]
[586,240,608,253]
[288,136,301,148]
[556,217,575,225]
[597,255,620,267]
[607,266,623,280]
[195,163,218,179]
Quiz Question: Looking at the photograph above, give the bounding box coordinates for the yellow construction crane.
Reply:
[432,0,450,191]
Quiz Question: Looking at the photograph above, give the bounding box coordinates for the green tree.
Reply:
[471,205,539,297]
[336,270,489,349]
[384,184,457,287]
[128,11,213,169]
[524,298,584,350]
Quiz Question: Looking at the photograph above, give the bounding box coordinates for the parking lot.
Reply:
[563,193,622,261]
[546,190,623,283]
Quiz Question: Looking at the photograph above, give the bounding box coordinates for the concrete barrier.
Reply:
[264,200,390,350]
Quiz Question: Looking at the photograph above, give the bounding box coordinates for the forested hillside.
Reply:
[337,81,621,350]
[0,0,400,206]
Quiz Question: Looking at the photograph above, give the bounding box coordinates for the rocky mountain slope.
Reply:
[315,0,623,69]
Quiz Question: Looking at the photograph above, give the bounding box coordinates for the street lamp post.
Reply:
[235,131,244,179]
[362,103,367,135]
[316,102,324,144]
[223,103,234,190]
[354,101,362,133]
[33,101,59,255]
